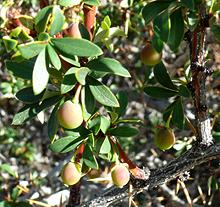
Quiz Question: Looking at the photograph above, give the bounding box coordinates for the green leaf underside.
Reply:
[6,58,35,80]
[75,67,90,85]
[61,67,77,94]
[83,145,99,169]
[144,86,178,98]
[87,57,130,77]
[47,44,61,70]
[154,62,177,90]
[49,136,83,153]
[15,87,44,103]
[142,1,172,25]
[12,95,62,125]
[51,37,103,57]
[167,8,184,51]
[109,126,139,137]
[99,136,111,154]
[32,48,49,95]
[100,116,111,134]
[18,41,47,59]
[87,76,119,107]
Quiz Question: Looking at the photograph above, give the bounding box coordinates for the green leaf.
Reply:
[32,48,49,95]
[49,6,65,36]
[83,145,99,169]
[88,116,101,135]
[100,116,111,134]
[152,33,164,53]
[2,36,18,52]
[167,8,184,51]
[6,58,35,80]
[115,91,128,117]
[49,136,83,153]
[75,67,90,85]
[61,67,77,94]
[88,76,119,107]
[47,44,61,70]
[153,62,177,90]
[59,54,80,67]
[48,104,60,141]
[87,57,130,77]
[181,0,194,10]
[19,15,34,30]
[15,87,44,104]
[108,126,139,137]
[172,97,185,129]
[51,37,103,57]
[178,85,191,97]
[144,86,178,98]
[0,164,17,178]
[12,95,61,125]
[142,1,172,25]
[188,12,199,31]
[59,0,81,7]
[18,41,47,59]
[35,6,53,33]
[153,11,170,42]
[81,86,96,121]
[99,136,111,154]
[83,0,100,6]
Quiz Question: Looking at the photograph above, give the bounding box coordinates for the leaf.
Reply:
[153,62,177,90]
[178,85,191,97]
[49,136,83,153]
[88,76,119,107]
[51,37,103,57]
[18,41,47,59]
[152,33,164,53]
[99,136,111,154]
[181,0,194,10]
[172,97,185,129]
[61,67,77,94]
[0,164,17,178]
[6,58,35,80]
[167,8,184,51]
[48,104,60,141]
[47,44,61,70]
[2,36,18,52]
[109,126,139,137]
[49,6,65,36]
[59,54,80,67]
[12,95,61,125]
[83,145,99,169]
[188,11,199,31]
[100,116,111,134]
[35,6,53,33]
[15,87,44,104]
[144,86,178,98]
[115,91,128,117]
[88,116,101,135]
[59,0,81,7]
[87,57,130,77]
[19,15,34,30]
[142,1,172,25]
[32,48,49,95]
[75,67,90,85]
[83,0,100,6]
[211,24,220,42]
[153,11,170,42]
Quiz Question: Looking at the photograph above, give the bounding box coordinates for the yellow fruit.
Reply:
[154,127,175,150]
[111,164,130,188]
[57,100,83,129]
[140,43,162,66]
[61,162,82,186]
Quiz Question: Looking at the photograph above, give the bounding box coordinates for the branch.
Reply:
[81,143,220,207]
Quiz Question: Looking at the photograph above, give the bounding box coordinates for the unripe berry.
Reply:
[140,43,162,66]
[154,127,175,150]
[57,100,83,129]
[64,22,81,39]
[61,162,82,186]
[111,164,130,188]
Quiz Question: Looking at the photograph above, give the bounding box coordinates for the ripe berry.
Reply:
[57,100,83,129]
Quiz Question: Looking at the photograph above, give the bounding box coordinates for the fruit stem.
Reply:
[72,84,82,104]
[72,143,85,163]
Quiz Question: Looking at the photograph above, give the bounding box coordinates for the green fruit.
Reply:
[61,162,82,186]
[154,127,175,150]
[111,164,130,188]
[57,100,83,129]
[140,43,162,66]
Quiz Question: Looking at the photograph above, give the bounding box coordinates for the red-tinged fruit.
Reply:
[111,163,130,188]
[61,162,82,186]
[154,127,175,150]
[57,100,83,129]
[140,43,162,66]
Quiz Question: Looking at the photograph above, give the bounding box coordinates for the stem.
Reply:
[72,84,82,104]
